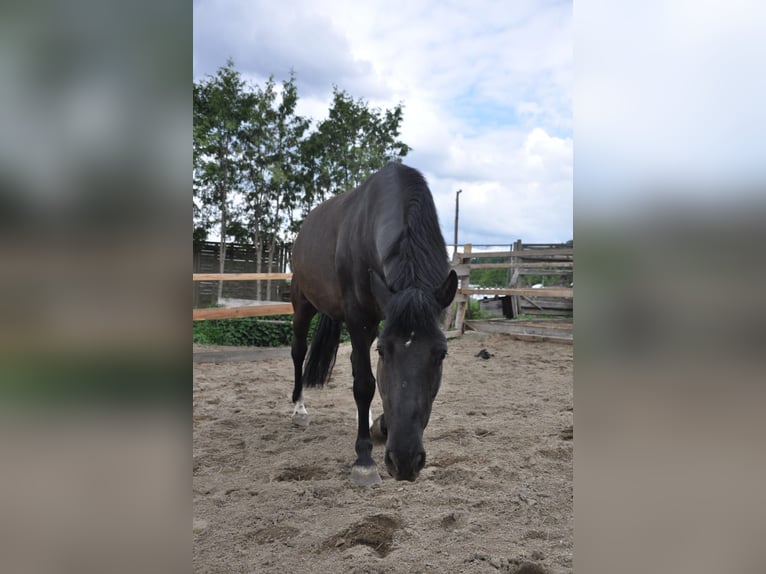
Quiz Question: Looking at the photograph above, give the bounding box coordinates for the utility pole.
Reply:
[453,189,462,258]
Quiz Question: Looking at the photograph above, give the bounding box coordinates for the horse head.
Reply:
[370,269,457,481]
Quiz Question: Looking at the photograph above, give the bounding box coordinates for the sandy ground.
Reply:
[193,330,573,574]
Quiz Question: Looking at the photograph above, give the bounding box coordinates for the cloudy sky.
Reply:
[194,0,572,247]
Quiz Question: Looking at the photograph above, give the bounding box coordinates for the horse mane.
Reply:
[382,164,450,293]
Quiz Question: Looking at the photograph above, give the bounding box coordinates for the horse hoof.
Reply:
[370,415,387,445]
[350,465,382,487]
[292,413,310,428]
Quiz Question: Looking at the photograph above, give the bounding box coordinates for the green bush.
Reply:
[464,298,493,320]
[193,314,297,346]
[193,315,351,347]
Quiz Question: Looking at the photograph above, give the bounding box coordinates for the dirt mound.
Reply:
[322,514,401,557]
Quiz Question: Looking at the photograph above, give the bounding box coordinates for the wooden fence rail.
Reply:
[460,287,573,298]
[193,273,294,321]
[458,262,573,270]
[193,273,292,281]
[193,242,573,333]
[193,303,294,321]
[464,248,573,259]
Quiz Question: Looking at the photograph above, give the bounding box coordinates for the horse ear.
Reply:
[435,269,458,309]
[369,269,393,310]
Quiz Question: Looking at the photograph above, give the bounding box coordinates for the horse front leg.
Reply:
[348,321,382,486]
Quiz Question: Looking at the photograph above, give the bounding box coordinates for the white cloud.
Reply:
[193,0,390,98]
[426,128,573,245]
[194,0,573,244]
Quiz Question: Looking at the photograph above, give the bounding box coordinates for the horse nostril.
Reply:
[386,450,425,479]
[385,450,398,474]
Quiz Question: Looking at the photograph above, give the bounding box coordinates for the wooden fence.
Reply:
[193,241,289,307]
[444,242,573,335]
[193,241,574,343]
[192,273,293,321]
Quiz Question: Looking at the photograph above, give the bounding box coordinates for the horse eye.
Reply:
[376,347,384,358]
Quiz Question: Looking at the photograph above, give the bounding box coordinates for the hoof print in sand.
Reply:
[323,514,401,557]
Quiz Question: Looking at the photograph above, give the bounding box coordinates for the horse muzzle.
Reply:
[384,448,426,481]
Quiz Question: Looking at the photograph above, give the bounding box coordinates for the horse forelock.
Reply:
[382,288,443,338]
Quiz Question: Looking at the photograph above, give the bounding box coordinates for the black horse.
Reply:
[290,162,457,486]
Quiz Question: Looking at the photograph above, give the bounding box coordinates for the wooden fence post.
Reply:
[443,248,459,331]
[509,239,522,318]
[453,243,472,333]
[193,248,200,308]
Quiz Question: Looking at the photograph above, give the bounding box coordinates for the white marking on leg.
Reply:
[291,394,310,428]
[292,400,308,417]
[355,406,374,429]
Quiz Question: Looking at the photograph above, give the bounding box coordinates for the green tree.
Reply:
[193,60,249,300]
[239,73,310,299]
[240,77,277,297]
[300,88,411,220]
[264,76,310,298]
[194,62,413,303]
[470,268,508,288]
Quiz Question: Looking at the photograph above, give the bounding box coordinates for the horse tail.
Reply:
[301,314,342,389]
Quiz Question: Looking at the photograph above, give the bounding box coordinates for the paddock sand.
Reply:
[193,331,573,574]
